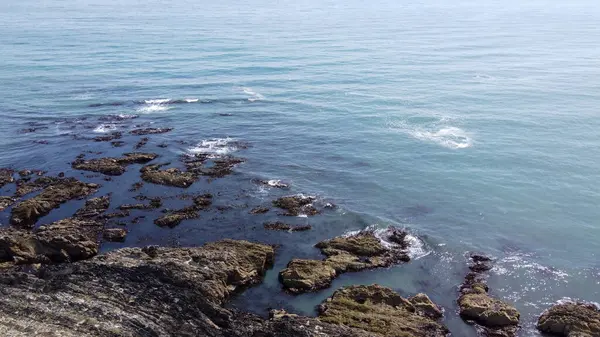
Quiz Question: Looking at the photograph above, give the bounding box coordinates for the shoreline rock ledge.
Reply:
[0,239,446,337]
[537,301,600,337]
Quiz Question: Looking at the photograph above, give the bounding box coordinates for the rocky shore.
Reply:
[1,116,598,337]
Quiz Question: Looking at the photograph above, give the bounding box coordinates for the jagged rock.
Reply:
[273,195,320,216]
[458,253,520,336]
[103,228,127,242]
[537,302,600,337]
[118,197,162,210]
[130,127,173,135]
[93,131,122,142]
[201,156,245,178]
[10,178,99,228]
[134,137,149,149]
[0,240,276,337]
[280,228,411,294]
[0,217,103,264]
[0,168,14,188]
[264,221,311,232]
[250,206,269,214]
[72,152,158,176]
[140,163,198,188]
[14,176,62,197]
[317,285,448,337]
[154,194,212,228]
[73,195,111,218]
[0,196,16,211]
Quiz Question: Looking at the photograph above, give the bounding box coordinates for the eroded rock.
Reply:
[118,197,162,210]
[537,302,600,337]
[73,195,111,219]
[0,168,15,188]
[134,137,149,149]
[273,195,319,216]
[0,196,16,211]
[250,206,269,214]
[317,285,448,337]
[93,131,122,142]
[72,152,158,176]
[103,228,127,242]
[15,176,62,197]
[264,222,311,232]
[154,194,212,228]
[10,178,99,228]
[130,127,172,135]
[280,227,411,294]
[141,163,197,188]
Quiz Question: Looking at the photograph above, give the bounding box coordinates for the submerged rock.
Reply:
[0,196,16,211]
[273,195,320,216]
[130,127,173,135]
[280,227,411,294]
[253,179,290,189]
[458,253,520,336]
[111,140,125,147]
[264,221,312,232]
[154,194,212,228]
[93,131,122,142]
[0,217,103,265]
[318,284,448,337]
[537,302,600,337]
[72,152,158,176]
[140,163,198,188]
[14,176,62,197]
[250,206,269,214]
[134,137,149,149]
[0,168,14,188]
[118,197,162,210]
[73,195,111,218]
[129,181,144,192]
[10,178,99,228]
[203,156,245,178]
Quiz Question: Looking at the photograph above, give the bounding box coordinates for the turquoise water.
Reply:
[1,0,599,335]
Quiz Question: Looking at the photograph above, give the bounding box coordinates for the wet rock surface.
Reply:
[154,194,212,228]
[263,221,312,232]
[130,127,173,135]
[14,176,61,197]
[118,197,162,210]
[0,168,15,188]
[537,302,600,337]
[72,152,158,175]
[317,284,448,337]
[250,206,269,214]
[102,228,127,242]
[134,137,149,149]
[0,196,17,211]
[273,195,320,216]
[93,131,122,142]
[73,195,111,218]
[280,227,412,294]
[140,163,198,188]
[10,178,99,228]
[458,254,520,337]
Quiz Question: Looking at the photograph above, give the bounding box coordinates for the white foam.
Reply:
[144,98,171,104]
[137,104,171,113]
[93,124,117,133]
[188,137,238,155]
[493,254,569,279]
[185,98,199,103]
[242,87,265,102]
[267,180,289,188]
[388,118,473,149]
[343,225,430,260]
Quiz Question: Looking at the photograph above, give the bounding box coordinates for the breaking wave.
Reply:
[343,225,430,260]
[92,124,118,133]
[187,137,243,156]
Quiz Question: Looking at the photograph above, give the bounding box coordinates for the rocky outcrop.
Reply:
[250,206,269,214]
[264,221,312,231]
[10,178,99,228]
[14,176,62,197]
[140,163,198,188]
[134,137,149,149]
[273,195,320,216]
[154,194,212,228]
[0,240,277,337]
[73,195,111,218]
[93,131,122,142]
[458,254,520,336]
[72,152,158,175]
[0,196,16,211]
[103,228,127,242]
[130,127,173,135]
[317,284,448,337]
[0,168,15,188]
[537,302,600,337]
[280,227,411,294]
[118,197,162,210]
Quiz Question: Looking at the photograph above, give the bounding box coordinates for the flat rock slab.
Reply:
[72,152,158,176]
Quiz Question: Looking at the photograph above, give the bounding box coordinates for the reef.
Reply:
[72,153,158,175]
[263,221,312,232]
[272,195,320,216]
[140,163,198,188]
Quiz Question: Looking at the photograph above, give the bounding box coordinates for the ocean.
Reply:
[1,0,599,335]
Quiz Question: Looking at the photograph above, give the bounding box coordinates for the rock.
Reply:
[0,217,103,264]
[19,126,48,133]
[130,127,173,135]
[154,194,212,228]
[73,195,111,218]
[10,178,99,228]
[111,141,125,147]
[201,156,245,178]
[280,228,411,294]
[157,142,168,148]
[134,137,149,149]
[118,197,162,210]
[0,240,276,337]
[253,179,290,189]
[99,210,130,219]
[250,206,269,214]
[14,176,62,196]
[317,284,449,337]
[0,196,16,211]
[273,195,320,216]
[537,302,600,337]
[0,168,15,188]
[458,253,520,336]
[264,221,312,232]
[72,152,158,176]
[103,228,127,242]
[140,163,198,188]
[93,131,122,142]
[269,309,298,320]
[129,181,144,192]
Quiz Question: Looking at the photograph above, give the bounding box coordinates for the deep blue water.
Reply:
[1,0,600,335]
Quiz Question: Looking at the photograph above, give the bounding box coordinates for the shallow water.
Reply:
[1,0,600,335]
